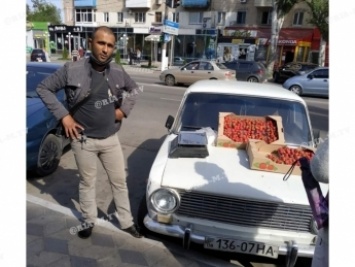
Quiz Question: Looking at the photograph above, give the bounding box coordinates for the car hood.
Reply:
[27,97,46,117]
[158,135,328,205]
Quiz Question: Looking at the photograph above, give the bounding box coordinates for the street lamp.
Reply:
[66,32,73,57]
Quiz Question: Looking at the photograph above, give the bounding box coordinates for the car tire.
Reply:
[247,76,259,83]
[36,134,63,176]
[289,85,302,95]
[137,194,149,236]
[165,75,175,86]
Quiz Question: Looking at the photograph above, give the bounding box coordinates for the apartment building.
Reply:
[50,0,326,66]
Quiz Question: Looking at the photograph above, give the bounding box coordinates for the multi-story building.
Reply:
[49,0,327,66]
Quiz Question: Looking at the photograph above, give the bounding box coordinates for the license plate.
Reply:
[37,57,43,62]
[204,237,279,259]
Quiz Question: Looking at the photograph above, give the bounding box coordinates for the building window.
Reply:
[75,9,94,23]
[293,11,304,25]
[173,12,179,23]
[236,11,246,25]
[189,12,203,24]
[104,12,109,23]
[261,11,271,25]
[155,12,162,23]
[217,12,225,25]
[135,12,146,23]
[117,12,123,23]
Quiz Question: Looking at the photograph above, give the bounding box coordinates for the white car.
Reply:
[139,80,328,266]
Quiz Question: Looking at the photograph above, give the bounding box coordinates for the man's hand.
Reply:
[61,114,84,139]
[115,108,125,121]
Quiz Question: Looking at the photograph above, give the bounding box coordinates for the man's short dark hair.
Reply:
[92,26,116,41]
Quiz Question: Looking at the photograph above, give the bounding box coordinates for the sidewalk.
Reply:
[27,195,239,267]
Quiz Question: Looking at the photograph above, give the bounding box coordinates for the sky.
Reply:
[26,0,64,21]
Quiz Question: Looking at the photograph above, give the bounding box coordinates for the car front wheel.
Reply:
[247,76,259,83]
[36,134,63,176]
[289,85,302,95]
[165,75,175,86]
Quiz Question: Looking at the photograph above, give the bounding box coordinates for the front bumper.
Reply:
[144,215,315,264]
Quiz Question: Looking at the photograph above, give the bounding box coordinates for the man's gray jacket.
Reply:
[36,58,140,131]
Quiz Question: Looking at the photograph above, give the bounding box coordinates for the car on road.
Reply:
[273,62,319,83]
[159,60,236,86]
[84,50,92,59]
[282,67,329,97]
[222,60,267,83]
[27,62,69,176]
[30,48,49,62]
[139,80,327,265]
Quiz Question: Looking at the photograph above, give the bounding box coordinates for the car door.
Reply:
[311,68,328,96]
[178,62,200,84]
[196,62,215,81]
[236,61,252,81]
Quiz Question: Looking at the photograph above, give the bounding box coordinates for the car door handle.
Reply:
[208,72,211,74]
[191,71,194,73]
[324,79,328,82]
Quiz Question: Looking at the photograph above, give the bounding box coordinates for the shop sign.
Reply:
[232,39,244,44]
[48,25,82,33]
[223,30,257,38]
[278,39,297,45]
[149,26,161,34]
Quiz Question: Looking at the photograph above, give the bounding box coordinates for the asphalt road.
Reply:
[26,70,328,267]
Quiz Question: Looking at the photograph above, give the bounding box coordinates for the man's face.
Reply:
[89,30,115,62]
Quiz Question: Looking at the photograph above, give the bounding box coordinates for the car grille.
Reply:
[176,192,313,233]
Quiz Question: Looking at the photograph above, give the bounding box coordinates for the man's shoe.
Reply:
[78,223,94,239]
[122,225,143,238]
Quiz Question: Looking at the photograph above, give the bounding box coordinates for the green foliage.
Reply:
[275,0,300,16]
[115,49,121,64]
[306,0,329,42]
[27,0,61,24]
[62,46,68,60]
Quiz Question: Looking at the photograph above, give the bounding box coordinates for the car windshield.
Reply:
[175,93,313,146]
[26,66,59,98]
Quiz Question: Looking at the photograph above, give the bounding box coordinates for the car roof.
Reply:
[26,62,62,69]
[185,80,306,103]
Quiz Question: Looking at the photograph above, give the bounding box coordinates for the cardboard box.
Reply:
[216,112,285,149]
[246,140,315,175]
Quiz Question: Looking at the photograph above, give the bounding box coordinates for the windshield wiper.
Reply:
[181,125,204,130]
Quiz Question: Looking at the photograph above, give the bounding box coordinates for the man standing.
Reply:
[36,26,142,239]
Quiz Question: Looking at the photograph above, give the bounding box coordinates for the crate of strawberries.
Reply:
[246,140,315,175]
[216,112,285,149]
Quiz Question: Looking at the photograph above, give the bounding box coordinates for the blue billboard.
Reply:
[74,0,96,7]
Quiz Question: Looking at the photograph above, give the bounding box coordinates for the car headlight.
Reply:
[150,189,180,214]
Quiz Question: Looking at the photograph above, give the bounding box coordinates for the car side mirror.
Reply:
[312,129,320,146]
[307,74,314,79]
[165,115,174,130]
[182,68,186,71]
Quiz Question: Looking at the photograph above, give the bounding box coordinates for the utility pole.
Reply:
[161,1,169,71]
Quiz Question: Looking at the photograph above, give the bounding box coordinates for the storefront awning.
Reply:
[145,34,160,42]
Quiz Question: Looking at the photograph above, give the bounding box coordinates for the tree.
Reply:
[27,0,62,24]
[306,0,329,66]
[267,0,300,78]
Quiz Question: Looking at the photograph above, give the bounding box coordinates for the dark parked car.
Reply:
[30,48,48,62]
[222,60,267,82]
[27,62,69,176]
[273,62,318,83]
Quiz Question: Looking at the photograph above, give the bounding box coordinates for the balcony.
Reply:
[126,0,151,8]
[254,0,273,7]
[74,0,96,7]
